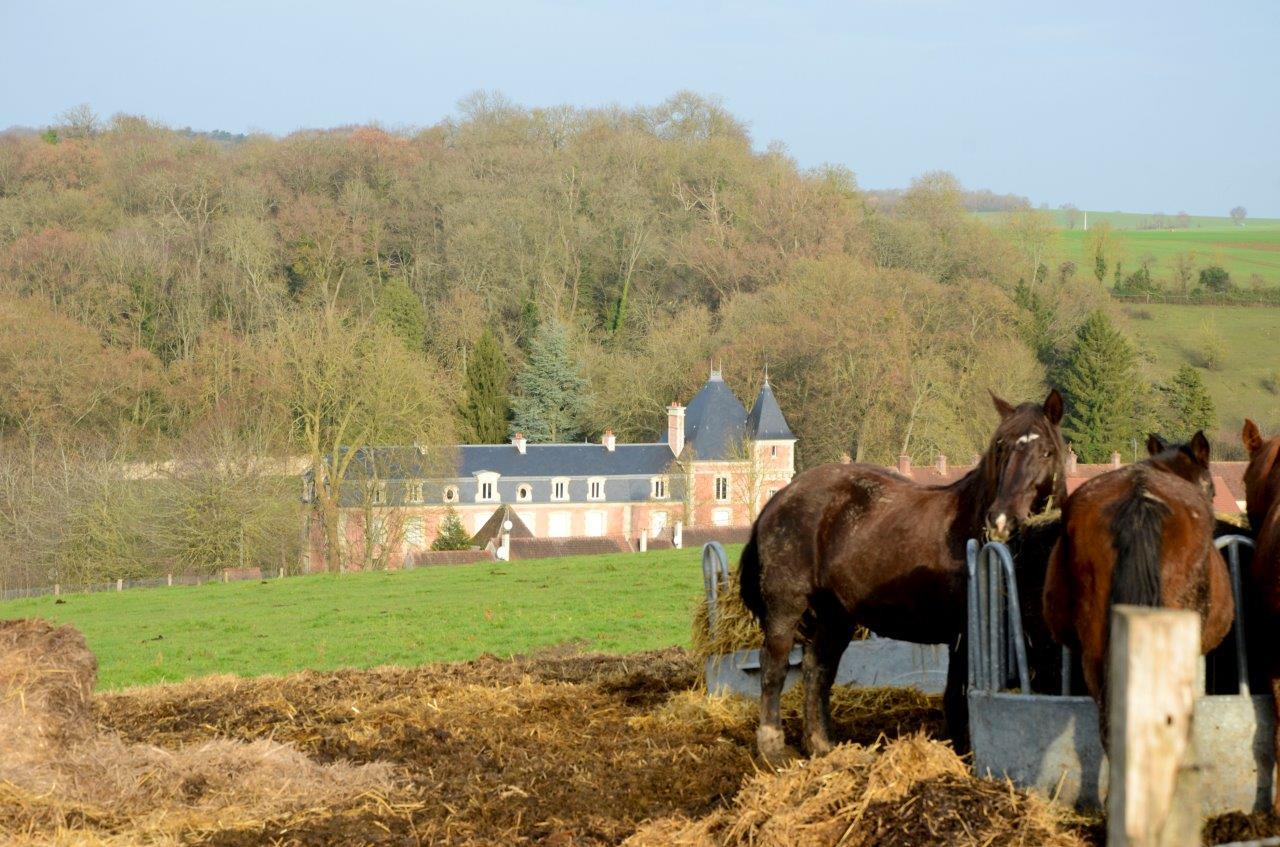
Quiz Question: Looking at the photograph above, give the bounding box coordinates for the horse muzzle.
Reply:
[984,512,1012,543]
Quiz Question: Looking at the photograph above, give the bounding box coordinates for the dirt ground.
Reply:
[3,622,1278,846]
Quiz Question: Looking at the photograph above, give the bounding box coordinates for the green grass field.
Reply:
[978,210,1280,288]
[1119,302,1280,445]
[0,546,737,690]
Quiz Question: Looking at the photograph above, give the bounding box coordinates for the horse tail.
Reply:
[1108,476,1170,608]
[739,519,766,623]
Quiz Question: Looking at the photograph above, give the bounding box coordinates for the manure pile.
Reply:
[1,616,1271,845]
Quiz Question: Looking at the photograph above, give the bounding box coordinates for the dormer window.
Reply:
[551,477,570,502]
[650,476,668,500]
[517,484,532,502]
[407,480,424,503]
[369,482,387,505]
[588,477,605,501]
[443,485,458,503]
[475,471,500,503]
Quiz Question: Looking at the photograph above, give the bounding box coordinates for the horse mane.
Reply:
[1107,471,1169,608]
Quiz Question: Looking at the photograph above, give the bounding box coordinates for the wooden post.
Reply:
[223,569,229,584]
[166,573,173,587]
[1107,606,1201,847]
[638,530,647,553]
[278,566,285,579]
[53,583,59,597]
[673,520,683,549]
[116,578,123,592]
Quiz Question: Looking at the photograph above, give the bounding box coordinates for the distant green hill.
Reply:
[977,211,1280,289]
[1117,302,1280,456]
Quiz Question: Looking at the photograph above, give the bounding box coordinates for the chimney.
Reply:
[1066,447,1078,475]
[667,403,685,456]
[512,432,527,455]
[1111,450,1122,469]
[897,453,912,476]
[602,429,616,452]
[936,453,948,476]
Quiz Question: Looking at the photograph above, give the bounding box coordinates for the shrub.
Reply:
[1199,265,1232,292]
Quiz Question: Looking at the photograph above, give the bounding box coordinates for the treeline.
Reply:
[0,94,1211,584]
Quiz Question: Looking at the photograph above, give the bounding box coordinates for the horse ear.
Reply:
[1146,433,1167,456]
[989,390,1015,420]
[1243,419,1264,455]
[1189,430,1211,467]
[1042,389,1064,425]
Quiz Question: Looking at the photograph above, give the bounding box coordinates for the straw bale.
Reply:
[0,619,97,762]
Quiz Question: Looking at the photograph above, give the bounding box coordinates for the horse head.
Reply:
[1145,431,1214,501]
[982,388,1067,541]
[1243,419,1280,533]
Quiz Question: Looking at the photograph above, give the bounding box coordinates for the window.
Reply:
[475,471,500,503]
[588,477,605,501]
[771,445,777,458]
[650,511,668,536]
[551,477,569,501]
[714,476,729,502]
[407,481,424,503]
[370,516,386,544]
[548,511,572,537]
[404,518,425,548]
[650,476,668,500]
[585,511,606,536]
[712,507,732,527]
[370,482,387,505]
[443,485,458,503]
[517,484,532,502]
[474,510,495,533]
[517,512,536,533]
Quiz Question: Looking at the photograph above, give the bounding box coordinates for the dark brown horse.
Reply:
[1042,431,1233,741]
[1241,419,1280,812]
[740,390,1067,762]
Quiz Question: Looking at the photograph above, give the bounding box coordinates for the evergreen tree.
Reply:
[1159,364,1216,439]
[431,508,472,551]
[459,329,510,444]
[1058,311,1145,462]
[509,320,590,442]
[375,278,428,352]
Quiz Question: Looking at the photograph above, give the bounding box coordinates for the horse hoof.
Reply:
[807,733,834,757]
[756,725,793,766]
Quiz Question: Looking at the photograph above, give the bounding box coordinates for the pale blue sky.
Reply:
[2,1,1277,215]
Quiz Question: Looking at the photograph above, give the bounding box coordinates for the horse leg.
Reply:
[758,611,801,764]
[944,632,970,753]
[803,618,851,756]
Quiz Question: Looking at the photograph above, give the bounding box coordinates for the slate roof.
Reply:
[748,380,796,440]
[340,443,677,480]
[674,372,749,460]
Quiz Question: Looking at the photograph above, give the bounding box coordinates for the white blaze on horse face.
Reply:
[1015,433,1040,445]
[995,513,1008,534]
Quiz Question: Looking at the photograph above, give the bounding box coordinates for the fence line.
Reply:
[0,568,282,602]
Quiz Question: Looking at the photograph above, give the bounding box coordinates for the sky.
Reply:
[2,0,1277,216]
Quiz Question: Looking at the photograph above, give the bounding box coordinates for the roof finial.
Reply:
[763,359,770,387]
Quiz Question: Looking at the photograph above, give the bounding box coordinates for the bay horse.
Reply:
[739,390,1067,762]
[1241,419,1280,812]
[1042,431,1233,743]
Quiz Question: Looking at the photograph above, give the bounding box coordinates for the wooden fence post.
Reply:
[167,573,173,587]
[116,578,123,592]
[1107,605,1200,847]
[278,566,284,579]
[638,530,647,553]
[223,569,229,584]
[53,583,59,597]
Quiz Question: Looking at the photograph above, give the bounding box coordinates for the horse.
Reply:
[1241,419,1280,813]
[1042,431,1233,744]
[739,389,1067,762]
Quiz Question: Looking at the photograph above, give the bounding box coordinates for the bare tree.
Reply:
[1230,206,1247,226]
